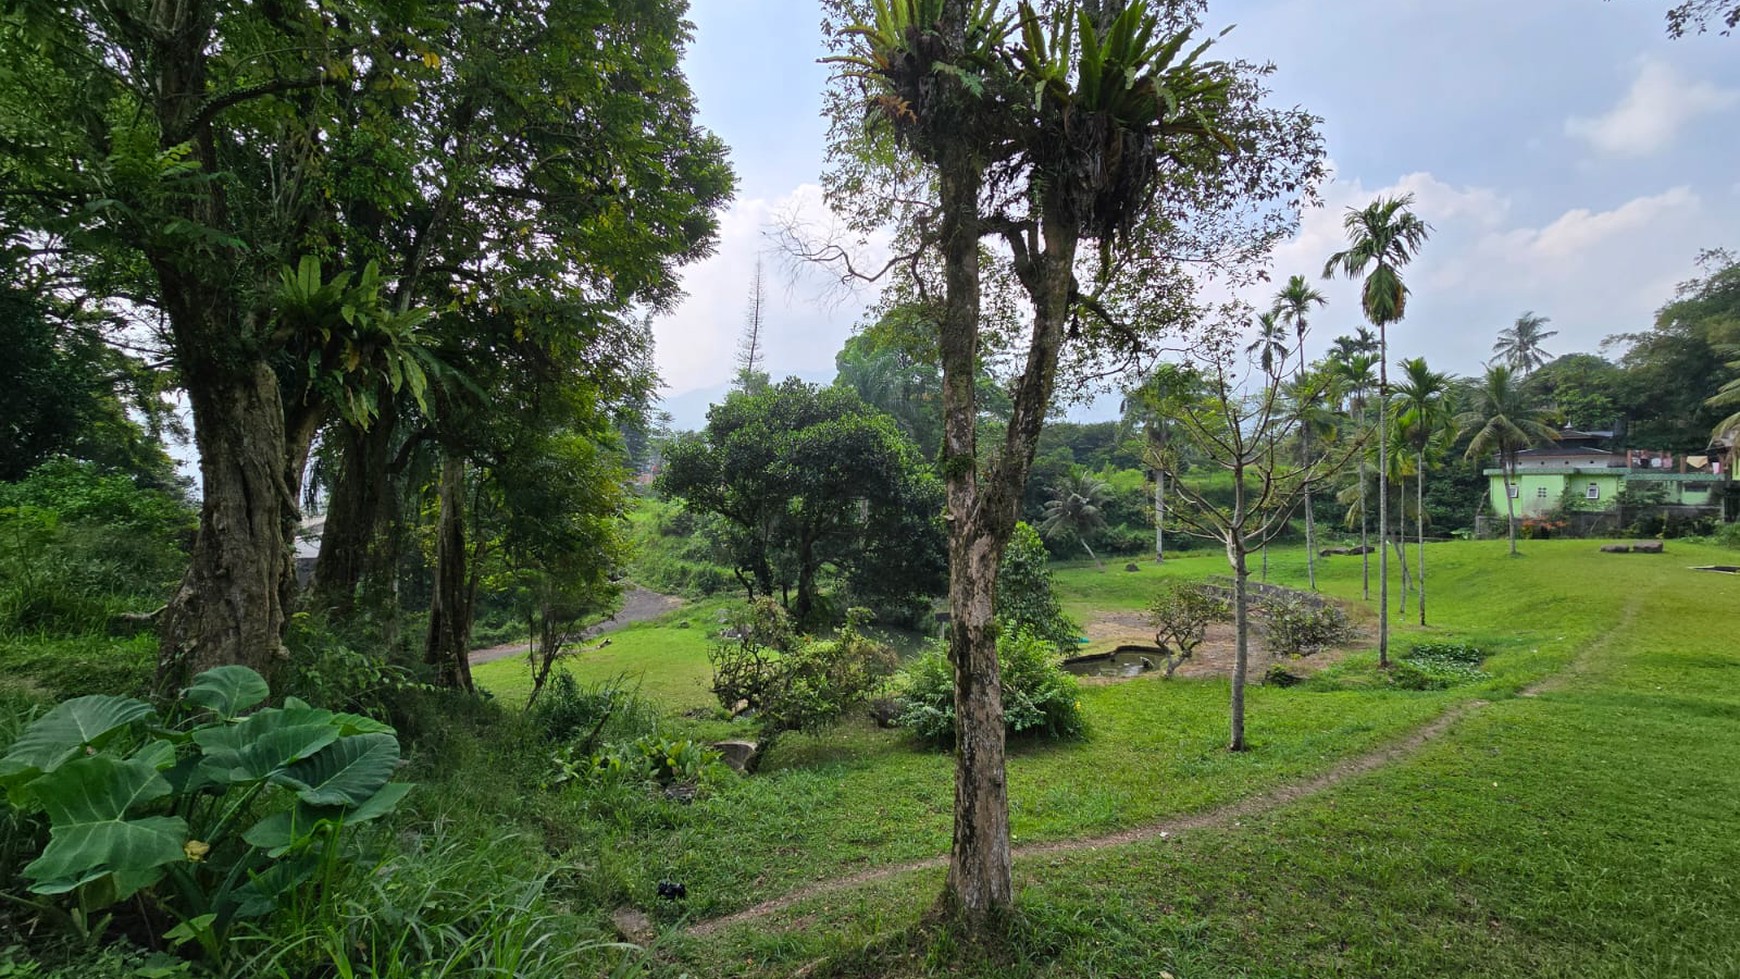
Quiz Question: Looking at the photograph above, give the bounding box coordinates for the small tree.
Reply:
[995,522,1079,652]
[1155,310,1360,750]
[1146,581,1231,677]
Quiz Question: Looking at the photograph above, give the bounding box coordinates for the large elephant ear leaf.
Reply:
[183,666,270,720]
[22,755,189,898]
[229,724,341,783]
[1,695,155,780]
[276,733,401,806]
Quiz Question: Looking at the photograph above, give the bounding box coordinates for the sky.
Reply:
[651,0,1740,430]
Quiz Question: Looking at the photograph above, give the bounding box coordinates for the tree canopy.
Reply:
[658,378,946,625]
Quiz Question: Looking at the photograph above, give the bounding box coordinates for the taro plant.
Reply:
[0,665,411,970]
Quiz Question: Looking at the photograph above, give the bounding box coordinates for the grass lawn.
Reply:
[462,536,1738,974]
[636,538,1740,976]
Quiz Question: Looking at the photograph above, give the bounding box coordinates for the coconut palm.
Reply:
[1039,473,1111,571]
[1393,357,1455,625]
[1323,193,1432,667]
[1460,365,1558,557]
[1491,311,1558,375]
[1274,275,1328,587]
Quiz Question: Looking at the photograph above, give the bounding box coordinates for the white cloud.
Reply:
[650,184,886,415]
[1263,170,1715,381]
[1565,58,1739,157]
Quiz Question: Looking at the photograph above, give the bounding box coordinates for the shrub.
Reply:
[1146,581,1231,677]
[547,734,726,794]
[528,671,657,749]
[996,522,1079,651]
[1258,593,1354,657]
[0,666,411,972]
[709,602,897,768]
[896,629,1086,745]
[280,612,426,718]
[1263,665,1304,687]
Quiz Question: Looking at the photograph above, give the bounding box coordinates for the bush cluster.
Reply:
[1259,593,1354,657]
[708,602,897,767]
[996,522,1080,651]
[896,629,1086,745]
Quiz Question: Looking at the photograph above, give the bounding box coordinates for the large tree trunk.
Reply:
[1359,466,1370,599]
[424,452,476,692]
[1303,427,1315,589]
[310,406,397,614]
[1154,465,1165,564]
[935,154,1013,923]
[148,7,301,691]
[157,360,298,690]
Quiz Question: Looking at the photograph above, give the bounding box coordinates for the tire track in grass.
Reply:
[687,594,1642,939]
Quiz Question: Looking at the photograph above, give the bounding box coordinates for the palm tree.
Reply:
[1394,358,1454,625]
[1324,193,1432,668]
[1247,311,1290,374]
[1491,311,1558,375]
[1122,365,1203,565]
[1274,275,1328,588]
[1459,365,1558,557]
[1332,352,1378,598]
[1039,473,1111,571]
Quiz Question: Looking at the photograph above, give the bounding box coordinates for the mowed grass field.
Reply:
[470,538,1740,977]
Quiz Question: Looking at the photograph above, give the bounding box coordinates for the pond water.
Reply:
[1060,645,1164,678]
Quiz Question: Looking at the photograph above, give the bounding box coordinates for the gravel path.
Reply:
[466,586,683,665]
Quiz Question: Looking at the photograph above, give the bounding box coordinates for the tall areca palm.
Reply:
[1332,352,1378,598]
[1394,358,1454,625]
[1459,365,1558,557]
[1491,311,1558,375]
[1039,473,1111,571]
[1323,193,1431,667]
[1274,275,1327,587]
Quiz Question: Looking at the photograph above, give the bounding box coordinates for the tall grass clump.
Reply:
[248,830,625,979]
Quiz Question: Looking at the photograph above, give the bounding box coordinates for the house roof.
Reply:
[1515,445,1619,458]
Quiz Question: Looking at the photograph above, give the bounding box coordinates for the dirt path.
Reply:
[687,596,1640,939]
[467,586,683,666]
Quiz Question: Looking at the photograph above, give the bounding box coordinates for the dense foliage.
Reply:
[708,602,898,768]
[660,380,946,625]
[995,523,1081,650]
[896,629,1085,745]
[0,667,410,972]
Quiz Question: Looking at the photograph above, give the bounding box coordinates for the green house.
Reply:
[1484,428,1729,521]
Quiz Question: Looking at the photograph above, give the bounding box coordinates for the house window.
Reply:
[1586,483,1600,500]
[1507,483,1519,499]
[1536,486,1548,499]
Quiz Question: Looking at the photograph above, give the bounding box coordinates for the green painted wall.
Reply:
[1486,470,1623,517]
